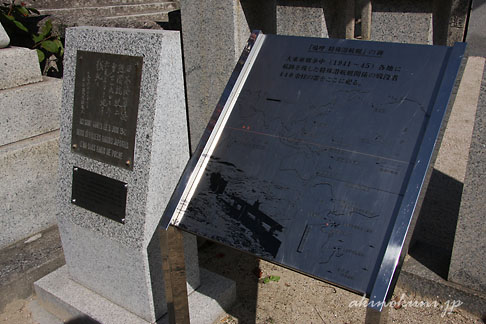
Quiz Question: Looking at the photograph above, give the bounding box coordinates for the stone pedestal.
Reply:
[51,26,194,322]
[31,26,236,324]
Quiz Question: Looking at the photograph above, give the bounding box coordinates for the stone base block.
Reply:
[0,131,59,249]
[371,0,433,44]
[276,0,329,38]
[0,47,42,90]
[0,76,61,146]
[57,219,201,321]
[34,265,236,324]
[371,11,433,44]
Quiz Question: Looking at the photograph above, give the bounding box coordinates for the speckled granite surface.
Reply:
[449,61,486,292]
[56,27,195,322]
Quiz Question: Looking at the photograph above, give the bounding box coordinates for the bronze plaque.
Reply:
[71,167,127,224]
[71,51,143,170]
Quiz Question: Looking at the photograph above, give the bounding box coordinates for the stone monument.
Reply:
[34,26,235,324]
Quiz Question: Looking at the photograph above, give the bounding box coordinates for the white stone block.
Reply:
[0,131,59,248]
[0,77,62,146]
[0,47,42,90]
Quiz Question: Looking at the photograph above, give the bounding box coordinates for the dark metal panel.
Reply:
[71,167,128,224]
[367,42,467,310]
[71,51,143,170]
[162,33,465,296]
[160,31,264,228]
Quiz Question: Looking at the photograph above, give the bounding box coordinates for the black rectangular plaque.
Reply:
[71,167,127,224]
[161,32,465,301]
[71,51,143,170]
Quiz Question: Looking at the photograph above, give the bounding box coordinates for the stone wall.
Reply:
[0,45,62,249]
[23,0,180,31]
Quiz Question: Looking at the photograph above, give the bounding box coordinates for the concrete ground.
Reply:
[0,242,484,324]
[200,242,484,324]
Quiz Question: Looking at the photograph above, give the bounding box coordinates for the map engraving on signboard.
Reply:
[71,51,142,170]
[164,34,464,295]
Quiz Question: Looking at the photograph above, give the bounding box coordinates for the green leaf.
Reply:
[54,39,62,49]
[41,40,59,53]
[54,39,64,56]
[262,275,280,284]
[13,20,28,32]
[36,49,45,62]
[28,8,40,15]
[269,275,280,282]
[32,33,43,43]
[18,6,29,16]
[39,19,52,38]
[3,13,15,21]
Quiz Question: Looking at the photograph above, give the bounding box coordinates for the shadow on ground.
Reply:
[409,168,463,279]
[198,240,260,323]
[65,316,101,324]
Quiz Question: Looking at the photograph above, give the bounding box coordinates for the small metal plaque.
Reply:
[162,32,465,299]
[71,167,127,224]
[71,51,143,170]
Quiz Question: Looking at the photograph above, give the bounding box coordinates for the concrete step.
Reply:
[104,11,169,22]
[0,76,62,147]
[34,266,236,324]
[74,11,171,29]
[38,2,178,18]
[25,0,174,9]
[0,47,42,90]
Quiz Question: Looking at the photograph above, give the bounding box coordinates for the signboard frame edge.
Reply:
[366,42,467,312]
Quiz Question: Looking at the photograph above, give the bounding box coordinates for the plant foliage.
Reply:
[262,275,281,284]
[0,1,64,76]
